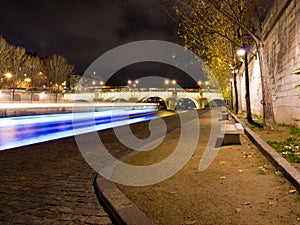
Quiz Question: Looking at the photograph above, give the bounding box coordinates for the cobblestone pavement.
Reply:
[0,137,113,225]
[0,110,207,224]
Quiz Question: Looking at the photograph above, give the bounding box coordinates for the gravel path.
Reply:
[117,110,300,225]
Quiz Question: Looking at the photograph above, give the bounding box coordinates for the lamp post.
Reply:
[231,69,239,114]
[164,79,169,91]
[237,48,253,123]
[171,79,176,90]
[204,80,209,92]
[5,72,12,79]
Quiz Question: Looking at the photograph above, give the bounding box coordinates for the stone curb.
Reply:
[229,111,300,192]
[94,175,155,225]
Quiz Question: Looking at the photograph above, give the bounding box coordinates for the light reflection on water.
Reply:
[0,109,156,151]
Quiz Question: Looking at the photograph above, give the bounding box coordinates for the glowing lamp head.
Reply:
[236,48,246,57]
[5,72,12,79]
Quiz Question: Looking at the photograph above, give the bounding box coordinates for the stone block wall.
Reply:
[236,0,300,127]
[263,0,300,127]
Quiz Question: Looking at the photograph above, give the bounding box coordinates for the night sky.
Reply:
[0,0,274,87]
[0,0,177,74]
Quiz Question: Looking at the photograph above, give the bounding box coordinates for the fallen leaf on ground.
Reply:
[235,208,242,212]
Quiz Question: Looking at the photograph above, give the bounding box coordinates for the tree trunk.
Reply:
[244,52,253,123]
[256,41,275,129]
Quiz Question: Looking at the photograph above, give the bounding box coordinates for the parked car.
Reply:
[144,97,167,110]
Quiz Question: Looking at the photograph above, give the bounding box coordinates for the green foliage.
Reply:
[290,127,300,136]
[267,135,300,163]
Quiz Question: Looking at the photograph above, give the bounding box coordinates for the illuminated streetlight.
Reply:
[205,81,209,86]
[171,80,176,85]
[236,47,252,122]
[99,81,104,86]
[5,72,12,79]
[197,80,202,86]
[127,80,132,85]
[164,79,170,85]
[236,48,246,57]
[24,78,31,82]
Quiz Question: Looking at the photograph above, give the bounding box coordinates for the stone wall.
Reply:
[0,90,64,103]
[236,0,300,127]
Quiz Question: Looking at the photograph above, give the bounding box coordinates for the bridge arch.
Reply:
[207,99,226,107]
[143,96,167,110]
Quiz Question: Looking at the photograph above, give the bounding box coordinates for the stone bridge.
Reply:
[64,88,224,110]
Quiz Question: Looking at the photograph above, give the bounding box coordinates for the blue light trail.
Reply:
[0,107,157,151]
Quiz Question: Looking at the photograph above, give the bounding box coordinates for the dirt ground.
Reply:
[116,110,300,225]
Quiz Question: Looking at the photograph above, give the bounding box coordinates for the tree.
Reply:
[0,37,11,89]
[43,55,74,101]
[8,46,28,101]
[174,0,275,129]
[23,55,46,90]
[0,36,12,75]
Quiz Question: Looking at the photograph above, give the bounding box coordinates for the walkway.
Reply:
[115,110,300,225]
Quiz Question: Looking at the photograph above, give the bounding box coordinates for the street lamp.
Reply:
[164,79,170,91]
[236,47,253,122]
[24,78,31,83]
[236,49,246,57]
[5,72,12,79]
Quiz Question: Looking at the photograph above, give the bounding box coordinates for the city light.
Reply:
[4,72,12,79]
[24,78,31,82]
[236,48,246,57]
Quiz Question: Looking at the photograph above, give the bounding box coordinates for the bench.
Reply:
[220,110,229,120]
[221,123,244,145]
[222,112,229,120]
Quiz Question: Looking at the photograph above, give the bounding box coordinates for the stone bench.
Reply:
[220,110,229,120]
[221,123,244,145]
[222,112,229,120]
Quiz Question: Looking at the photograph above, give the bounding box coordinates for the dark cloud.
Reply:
[0,0,175,73]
